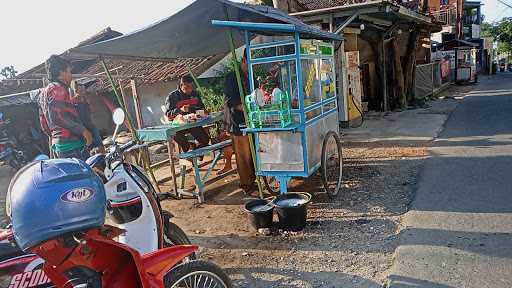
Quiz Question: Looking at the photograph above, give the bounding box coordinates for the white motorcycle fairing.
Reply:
[104,162,160,255]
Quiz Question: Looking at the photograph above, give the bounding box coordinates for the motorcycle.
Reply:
[0,108,202,287]
[0,142,26,170]
[0,114,27,170]
[86,108,191,255]
[5,156,232,287]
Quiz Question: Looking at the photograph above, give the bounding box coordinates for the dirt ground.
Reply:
[156,86,472,287]
[159,131,431,287]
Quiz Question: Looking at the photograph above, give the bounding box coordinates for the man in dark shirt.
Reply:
[223,54,256,192]
[74,83,105,154]
[165,75,209,152]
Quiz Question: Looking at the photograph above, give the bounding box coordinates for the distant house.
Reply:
[279,0,441,123]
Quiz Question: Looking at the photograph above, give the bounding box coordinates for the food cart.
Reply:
[212,21,343,198]
[456,47,478,83]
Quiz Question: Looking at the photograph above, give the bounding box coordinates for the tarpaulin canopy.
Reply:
[70,0,342,60]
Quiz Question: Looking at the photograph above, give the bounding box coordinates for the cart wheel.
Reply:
[321,131,343,199]
[262,176,279,195]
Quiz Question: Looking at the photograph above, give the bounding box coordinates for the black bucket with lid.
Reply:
[243,199,274,230]
[272,192,311,231]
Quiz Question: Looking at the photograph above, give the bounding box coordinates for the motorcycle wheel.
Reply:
[164,221,197,260]
[164,260,232,288]
[8,159,20,170]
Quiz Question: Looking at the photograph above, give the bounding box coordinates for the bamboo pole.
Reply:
[101,59,161,192]
[100,58,138,140]
[130,79,144,129]
[223,7,264,198]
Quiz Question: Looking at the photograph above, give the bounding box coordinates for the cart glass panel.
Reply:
[301,58,321,107]
[320,59,336,100]
[251,43,295,59]
[248,60,298,128]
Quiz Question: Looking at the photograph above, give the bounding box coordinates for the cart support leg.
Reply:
[276,176,289,194]
[167,139,180,198]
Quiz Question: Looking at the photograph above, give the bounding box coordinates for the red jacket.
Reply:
[39,82,86,145]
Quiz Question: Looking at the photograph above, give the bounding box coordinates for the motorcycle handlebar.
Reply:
[119,140,137,152]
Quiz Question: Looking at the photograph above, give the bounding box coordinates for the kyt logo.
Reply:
[61,188,94,203]
[8,269,51,288]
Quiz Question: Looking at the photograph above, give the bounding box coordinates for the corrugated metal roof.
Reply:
[297,0,363,10]
[0,91,38,108]
[296,0,422,12]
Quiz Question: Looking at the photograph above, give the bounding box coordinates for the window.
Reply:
[320,59,336,99]
[301,59,321,107]
[251,43,295,59]
[250,60,297,108]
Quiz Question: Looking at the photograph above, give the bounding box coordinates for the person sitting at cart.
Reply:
[223,54,256,193]
[165,75,210,152]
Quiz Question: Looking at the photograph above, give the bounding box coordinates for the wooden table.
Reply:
[137,112,224,196]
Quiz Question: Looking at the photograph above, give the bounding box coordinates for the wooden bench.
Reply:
[177,139,233,203]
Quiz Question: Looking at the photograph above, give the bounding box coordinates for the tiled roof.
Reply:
[81,56,217,89]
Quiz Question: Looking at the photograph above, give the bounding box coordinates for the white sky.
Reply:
[0,0,508,74]
[0,0,201,73]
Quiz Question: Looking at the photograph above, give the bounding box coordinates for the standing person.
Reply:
[165,75,210,152]
[39,55,92,160]
[74,82,105,154]
[223,54,256,193]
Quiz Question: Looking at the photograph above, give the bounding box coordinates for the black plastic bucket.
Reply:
[272,193,312,231]
[244,199,274,230]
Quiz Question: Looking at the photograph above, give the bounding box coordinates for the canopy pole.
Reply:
[100,58,139,140]
[101,58,161,192]
[187,65,203,90]
[224,7,264,199]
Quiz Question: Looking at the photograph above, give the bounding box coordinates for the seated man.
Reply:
[165,75,209,152]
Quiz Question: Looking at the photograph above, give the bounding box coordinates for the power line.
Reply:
[490,0,512,23]
[497,0,512,10]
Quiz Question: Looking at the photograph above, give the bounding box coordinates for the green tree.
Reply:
[490,18,512,54]
[481,22,493,37]
[0,66,17,79]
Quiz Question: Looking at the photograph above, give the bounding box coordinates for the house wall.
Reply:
[123,80,179,128]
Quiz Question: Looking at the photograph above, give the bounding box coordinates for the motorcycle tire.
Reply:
[164,260,232,288]
[164,221,197,260]
[8,159,20,170]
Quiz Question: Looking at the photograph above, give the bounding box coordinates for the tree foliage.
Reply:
[480,22,493,37]
[0,66,17,79]
[487,18,512,54]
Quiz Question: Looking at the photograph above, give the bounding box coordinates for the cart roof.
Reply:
[69,0,341,61]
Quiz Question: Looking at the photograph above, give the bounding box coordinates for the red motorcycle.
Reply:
[2,226,230,288]
[5,158,231,288]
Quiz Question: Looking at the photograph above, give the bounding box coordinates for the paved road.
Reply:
[389,73,512,288]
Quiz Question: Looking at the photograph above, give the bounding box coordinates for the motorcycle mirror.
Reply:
[33,154,49,161]
[112,108,125,125]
